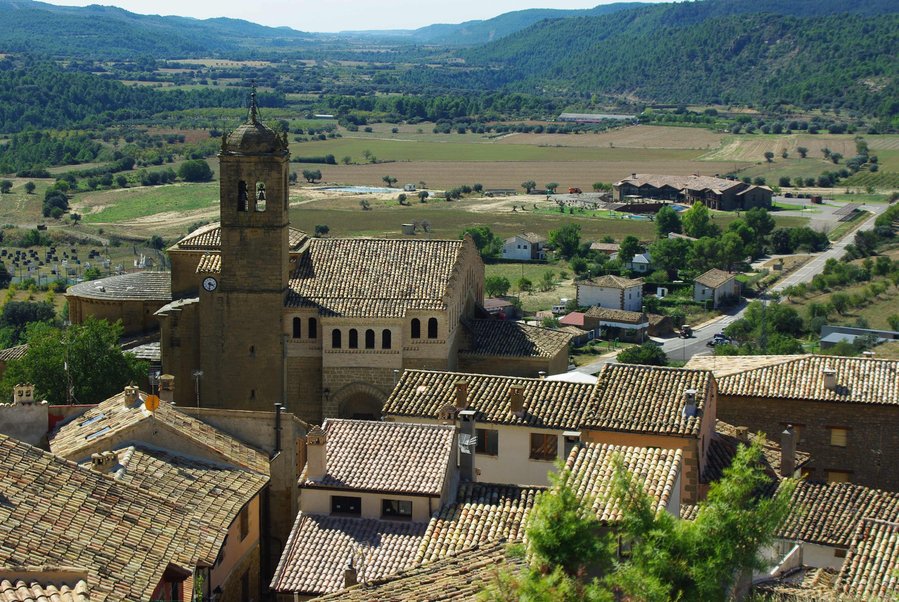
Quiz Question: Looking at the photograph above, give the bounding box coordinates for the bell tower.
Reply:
[199,89,291,410]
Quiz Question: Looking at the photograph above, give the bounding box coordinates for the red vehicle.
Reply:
[568,187,582,194]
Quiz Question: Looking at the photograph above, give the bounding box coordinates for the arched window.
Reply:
[365,329,375,349]
[349,329,359,349]
[237,180,249,212]
[411,318,421,339]
[292,317,301,339]
[255,182,266,212]
[309,317,318,339]
[382,329,392,349]
[332,329,342,349]
[428,317,438,339]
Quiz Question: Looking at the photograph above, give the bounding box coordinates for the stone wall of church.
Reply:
[286,356,323,424]
[322,366,396,419]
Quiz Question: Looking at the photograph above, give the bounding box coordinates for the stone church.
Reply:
[70,103,571,423]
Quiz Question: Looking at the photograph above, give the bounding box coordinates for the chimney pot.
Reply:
[344,558,358,588]
[91,451,117,472]
[538,371,546,380]
[123,385,140,407]
[13,383,35,405]
[305,425,327,481]
[735,426,749,442]
[509,385,525,417]
[822,368,836,391]
[454,381,469,410]
[781,425,797,478]
[158,374,175,403]
[683,388,698,418]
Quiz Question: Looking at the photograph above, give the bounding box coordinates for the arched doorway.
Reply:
[332,382,387,420]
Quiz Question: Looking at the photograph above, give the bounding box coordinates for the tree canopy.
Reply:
[549,224,581,260]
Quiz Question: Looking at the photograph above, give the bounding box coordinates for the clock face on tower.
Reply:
[202,276,218,292]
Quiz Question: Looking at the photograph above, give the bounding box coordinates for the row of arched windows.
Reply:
[332,328,392,350]
[411,317,438,339]
[292,317,318,339]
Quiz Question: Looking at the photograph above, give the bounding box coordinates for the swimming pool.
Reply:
[318,186,397,194]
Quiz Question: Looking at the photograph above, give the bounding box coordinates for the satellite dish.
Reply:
[144,395,160,412]
[459,433,478,455]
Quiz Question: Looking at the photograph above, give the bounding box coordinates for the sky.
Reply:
[46,0,647,33]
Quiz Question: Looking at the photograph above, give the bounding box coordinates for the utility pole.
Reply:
[192,369,203,408]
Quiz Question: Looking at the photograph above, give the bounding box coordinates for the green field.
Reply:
[79,182,219,224]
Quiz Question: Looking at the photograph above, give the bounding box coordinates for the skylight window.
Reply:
[85,426,111,441]
[79,413,106,428]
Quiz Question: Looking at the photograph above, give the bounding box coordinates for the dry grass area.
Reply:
[498,125,726,150]
[700,134,869,163]
[874,341,899,359]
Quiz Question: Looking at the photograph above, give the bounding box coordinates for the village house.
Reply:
[693,268,740,308]
[622,251,653,273]
[501,232,547,260]
[686,354,899,489]
[613,173,772,210]
[589,241,620,256]
[583,306,649,343]
[576,274,644,312]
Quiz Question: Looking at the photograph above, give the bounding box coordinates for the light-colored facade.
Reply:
[502,233,546,261]
[693,268,739,308]
[577,275,644,312]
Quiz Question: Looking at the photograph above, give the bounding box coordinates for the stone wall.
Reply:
[718,395,899,490]
[66,297,165,337]
[0,400,48,447]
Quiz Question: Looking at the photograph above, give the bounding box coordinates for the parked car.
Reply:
[679,325,692,338]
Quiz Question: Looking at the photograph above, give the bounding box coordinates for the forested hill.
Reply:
[0,0,313,58]
[430,1,899,118]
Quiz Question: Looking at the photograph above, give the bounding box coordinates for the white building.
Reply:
[502,233,546,261]
[694,268,739,308]
[576,275,644,312]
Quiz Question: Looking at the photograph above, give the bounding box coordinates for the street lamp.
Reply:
[192,369,203,408]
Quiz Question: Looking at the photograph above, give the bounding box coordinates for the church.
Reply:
[124,100,573,423]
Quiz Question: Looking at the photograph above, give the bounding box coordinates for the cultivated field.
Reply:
[496,125,726,150]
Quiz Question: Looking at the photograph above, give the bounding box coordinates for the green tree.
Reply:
[82,266,102,281]
[617,343,668,366]
[517,277,533,293]
[146,234,164,250]
[177,159,213,182]
[618,235,642,263]
[887,314,899,331]
[545,182,559,194]
[485,275,512,297]
[797,146,808,158]
[763,151,774,162]
[0,180,12,193]
[0,301,56,345]
[418,190,429,203]
[549,223,581,260]
[24,181,35,194]
[830,152,843,164]
[539,271,556,292]
[382,175,397,187]
[719,232,745,271]
[682,202,718,239]
[302,169,322,183]
[745,208,775,239]
[1,318,148,405]
[313,224,329,237]
[655,205,682,238]
[461,226,501,258]
[649,237,691,280]
[522,180,537,194]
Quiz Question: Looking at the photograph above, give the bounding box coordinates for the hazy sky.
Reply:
[46,1,649,32]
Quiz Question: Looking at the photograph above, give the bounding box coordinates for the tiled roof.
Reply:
[174,222,308,251]
[716,355,899,405]
[702,420,811,485]
[0,435,223,602]
[615,174,744,193]
[837,519,899,600]
[195,252,221,273]
[778,481,899,548]
[459,320,573,359]
[383,370,596,430]
[565,442,682,522]
[584,307,647,324]
[314,541,527,602]
[0,344,28,362]
[125,341,160,362]
[79,445,268,534]
[270,512,427,595]
[286,238,467,318]
[684,354,807,378]
[590,242,620,252]
[694,268,734,289]
[680,503,699,521]
[752,567,838,601]
[416,483,541,564]
[301,419,455,496]
[579,274,643,289]
[559,312,586,327]
[0,577,90,602]
[507,232,545,244]
[49,389,270,475]
[586,364,713,437]
[66,271,171,301]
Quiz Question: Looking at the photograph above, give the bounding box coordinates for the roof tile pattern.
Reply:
[314,542,526,602]
[837,519,899,600]
[460,320,573,359]
[416,483,541,564]
[684,354,806,378]
[694,268,734,289]
[175,223,307,251]
[196,253,221,274]
[66,272,171,301]
[565,443,682,522]
[584,307,647,324]
[0,344,28,363]
[717,356,899,406]
[0,435,223,602]
[587,364,713,436]
[616,174,744,192]
[302,419,455,496]
[703,421,810,484]
[0,578,90,602]
[270,513,427,595]
[580,274,643,289]
[50,390,270,475]
[287,238,466,318]
[779,481,899,547]
[383,370,596,430]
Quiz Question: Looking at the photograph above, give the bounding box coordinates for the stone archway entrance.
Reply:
[332,382,388,420]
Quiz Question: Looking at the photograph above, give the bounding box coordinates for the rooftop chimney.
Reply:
[344,558,358,588]
[822,368,836,391]
[13,383,35,405]
[306,425,327,481]
[734,426,750,443]
[458,409,476,483]
[90,451,117,472]
[158,374,175,403]
[454,381,469,410]
[538,371,546,380]
[123,385,140,407]
[683,388,698,418]
[781,425,797,478]
[509,385,525,418]
[631,173,637,179]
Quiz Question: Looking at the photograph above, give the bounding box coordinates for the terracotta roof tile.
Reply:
[416,483,541,564]
[617,174,744,193]
[590,242,620,252]
[174,223,308,251]
[460,320,572,359]
[703,420,810,485]
[837,519,899,600]
[586,364,713,437]
[0,435,224,602]
[196,253,221,273]
[752,567,839,600]
[584,307,647,324]
[694,268,734,289]
[0,577,90,602]
[270,513,427,596]
[0,344,28,362]
[66,271,171,302]
[50,390,270,475]
[314,541,526,602]
[778,481,899,548]
[383,370,596,430]
[716,355,899,406]
[301,419,455,496]
[579,274,644,289]
[684,354,805,377]
[565,443,682,523]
